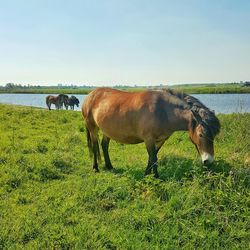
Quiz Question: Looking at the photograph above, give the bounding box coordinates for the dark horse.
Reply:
[58,94,69,109]
[82,88,220,177]
[67,96,80,110]
[46,94,69,110]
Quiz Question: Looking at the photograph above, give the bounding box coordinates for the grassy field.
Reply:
[0,104,249,249]
[171,83,250,94]
[1,83,250,94]
[0,88,91,95]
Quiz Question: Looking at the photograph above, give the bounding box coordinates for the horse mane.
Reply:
[162,89,221,138]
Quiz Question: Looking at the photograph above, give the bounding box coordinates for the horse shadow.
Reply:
[110,155,233,182]
[107,167,144,180]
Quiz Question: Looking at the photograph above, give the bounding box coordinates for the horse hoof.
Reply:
[105,165,114,171]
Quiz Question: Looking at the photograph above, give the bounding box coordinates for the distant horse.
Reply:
[58,94,69,109]
[68,96,80,110]
[82,88,220,177]
[46,95,60,110]
[46,94,69,110]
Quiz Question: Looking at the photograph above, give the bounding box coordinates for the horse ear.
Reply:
[198,108,208,118]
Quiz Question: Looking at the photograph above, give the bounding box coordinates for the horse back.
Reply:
[46,95,59,104]
[82,88,147,120]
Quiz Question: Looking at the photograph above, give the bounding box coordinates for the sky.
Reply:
[0,0,250,86]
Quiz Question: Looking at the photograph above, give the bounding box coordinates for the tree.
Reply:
[5,83,15,89]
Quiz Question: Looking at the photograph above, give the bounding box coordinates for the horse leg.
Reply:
[145,142,159,178]
[56,102,59,110]
[58,99,62,109]
[156,139,166,154]
[46,99,51,110]
[101,135,113,170]
[92,139,100,172]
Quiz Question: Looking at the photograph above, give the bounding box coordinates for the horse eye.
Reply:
[199,134,203,138]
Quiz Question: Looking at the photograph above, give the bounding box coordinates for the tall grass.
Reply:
[0,104,249,249]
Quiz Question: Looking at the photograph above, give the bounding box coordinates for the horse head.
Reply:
[189,107,220,165]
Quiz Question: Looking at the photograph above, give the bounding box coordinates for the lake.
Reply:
[0,93,250,114]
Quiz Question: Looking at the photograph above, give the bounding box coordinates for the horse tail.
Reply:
[86,126,101,161]
[86,127,93,156]
[83,94,101,164]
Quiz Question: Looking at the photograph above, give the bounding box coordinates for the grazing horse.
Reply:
[68,96,80,110]
[58,94,69,110]
[82,88,220,177]
[46,95,60,110]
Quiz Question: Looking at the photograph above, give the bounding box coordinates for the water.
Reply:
[193,94,250,114]
[0,93,249,114]
[0,93,85,111]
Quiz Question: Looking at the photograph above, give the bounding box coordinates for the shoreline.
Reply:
[0,85,250,95]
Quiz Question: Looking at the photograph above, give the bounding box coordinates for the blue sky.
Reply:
[0,0,249,86]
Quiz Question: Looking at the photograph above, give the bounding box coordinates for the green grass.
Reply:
[0,87,91,95]
[0,104,249,249]
[172,83,250,94]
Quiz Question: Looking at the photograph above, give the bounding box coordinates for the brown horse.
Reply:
[46,95,60,110]
[46,94,69,110]
[82,88,220,177]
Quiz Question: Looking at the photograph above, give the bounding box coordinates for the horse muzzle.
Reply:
[201,152,214,165]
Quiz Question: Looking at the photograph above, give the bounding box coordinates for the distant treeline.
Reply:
[0,82,250,94]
